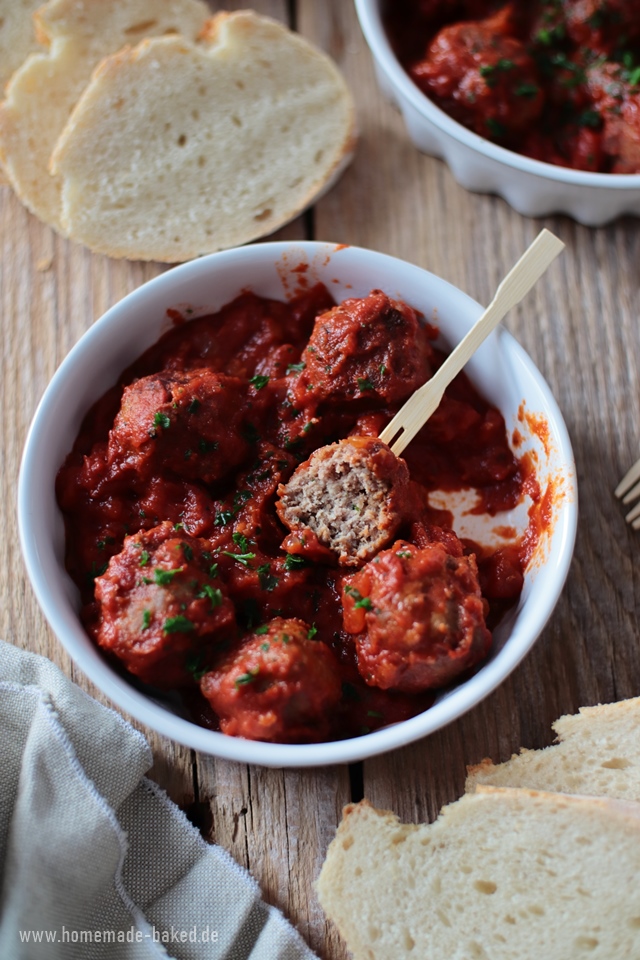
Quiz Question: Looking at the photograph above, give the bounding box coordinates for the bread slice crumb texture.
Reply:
[466,696,640,802]
[0,0,42,92]
[50,12,356,261]
[0,0,209,233]
[317,794,640,960]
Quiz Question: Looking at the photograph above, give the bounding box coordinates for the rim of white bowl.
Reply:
[354,0,640,189]
[18,241,578,767]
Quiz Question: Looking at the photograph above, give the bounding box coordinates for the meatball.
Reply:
[587,62,640,173]
[343,540,491,693]
[277,436,412,567]
[95,522,235,687]
[289,290,433,411]
[200,618,341,742]
[562,0,640,57]
[411,13,543,139]
[107,369,254,485]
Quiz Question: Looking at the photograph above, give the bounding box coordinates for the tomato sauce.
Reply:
[386,0,640,173]
[56,282,546,743]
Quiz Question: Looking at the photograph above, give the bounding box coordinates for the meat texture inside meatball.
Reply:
[277,436,412,567]
[343,540,491,693]
[95,521,235,687]
[200,618,341,742]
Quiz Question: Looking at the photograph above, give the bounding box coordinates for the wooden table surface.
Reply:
[3,2,640,957]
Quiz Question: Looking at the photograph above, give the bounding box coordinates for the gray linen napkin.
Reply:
[0,640,318,960]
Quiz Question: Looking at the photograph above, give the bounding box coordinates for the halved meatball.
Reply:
[95,521,234,687]
[343,540,491,692]
[107,369,252,485]
[276,436,412,567]
[200,618,341,742]
[288,290,433,411]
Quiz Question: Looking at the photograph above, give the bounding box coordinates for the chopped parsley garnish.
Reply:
[232,532,250,552]
[578,109,601,128]
[222,550,256,567]
[396,550,413,559]
[285,361,305,374]
[187,398,201,414]
[307,624,318,639]
[284,553,307,571]
[344,584,373,610]
[163,615,195,634]
[260,642,270,652]
[181,543,194,561]
[154,566,184,585]
[255,624,269,635]
[257,563,279,592]
[233,489,253,508]
[249,374,270,390]
[88,561,108,582]
[235,668,259,687]
[379,363,387,375]
[139,550,150,567]
[142,609,152,630]
[199,439,219,454]
[214,510,233,527]
[281,633,291,645]
[209,563,219,578]
[357,377,375,391]
[174,522,184,532]
[185,651,207,681]
[197,584,223,609]
[486,118,506,138]
[153,412,170,430]
[515,83,539,98]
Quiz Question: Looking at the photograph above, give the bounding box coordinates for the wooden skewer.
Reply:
[379,229,565,456]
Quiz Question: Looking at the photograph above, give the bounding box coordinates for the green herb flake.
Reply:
[281,633,291,645]
[379,363,387,375]
[255,624,269,635]
[199,439,219,454]
[260,642,270,652]
[284,553,307,571]
[139,550,150,567]
[174,522,184,532]
[257,563,279,592]
[235,668,259,687]
[396,550,413,559]
[185,651,207,681]
[515,83,539,98]
[344,584,373,610]
[250,374,270,390]
[486,118,506,138]
[188,398,201,414]
[181,543,194,561]
[153,411,170,430]
[578,109,601,128]
[307,624,318,639]
[142,609,152,630]
[197,583,223,609]
[214,510,233,527]
[357,377,375,391]
[286,361,306,375]
[232,532,250,552]
[222,550,256,567]
[163,615,195,634]
[154,566,184,585]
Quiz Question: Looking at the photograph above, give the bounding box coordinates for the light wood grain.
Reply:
[3,2,640,959]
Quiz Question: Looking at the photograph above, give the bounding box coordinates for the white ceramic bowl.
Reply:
[19,241,577,767]
[354,0,640,226]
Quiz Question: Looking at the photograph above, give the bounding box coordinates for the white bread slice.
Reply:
[50,12,356,262]
[0,0,42,92]
[317,792,640,960]
[0,0,209,233]
[466,696,640,801]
